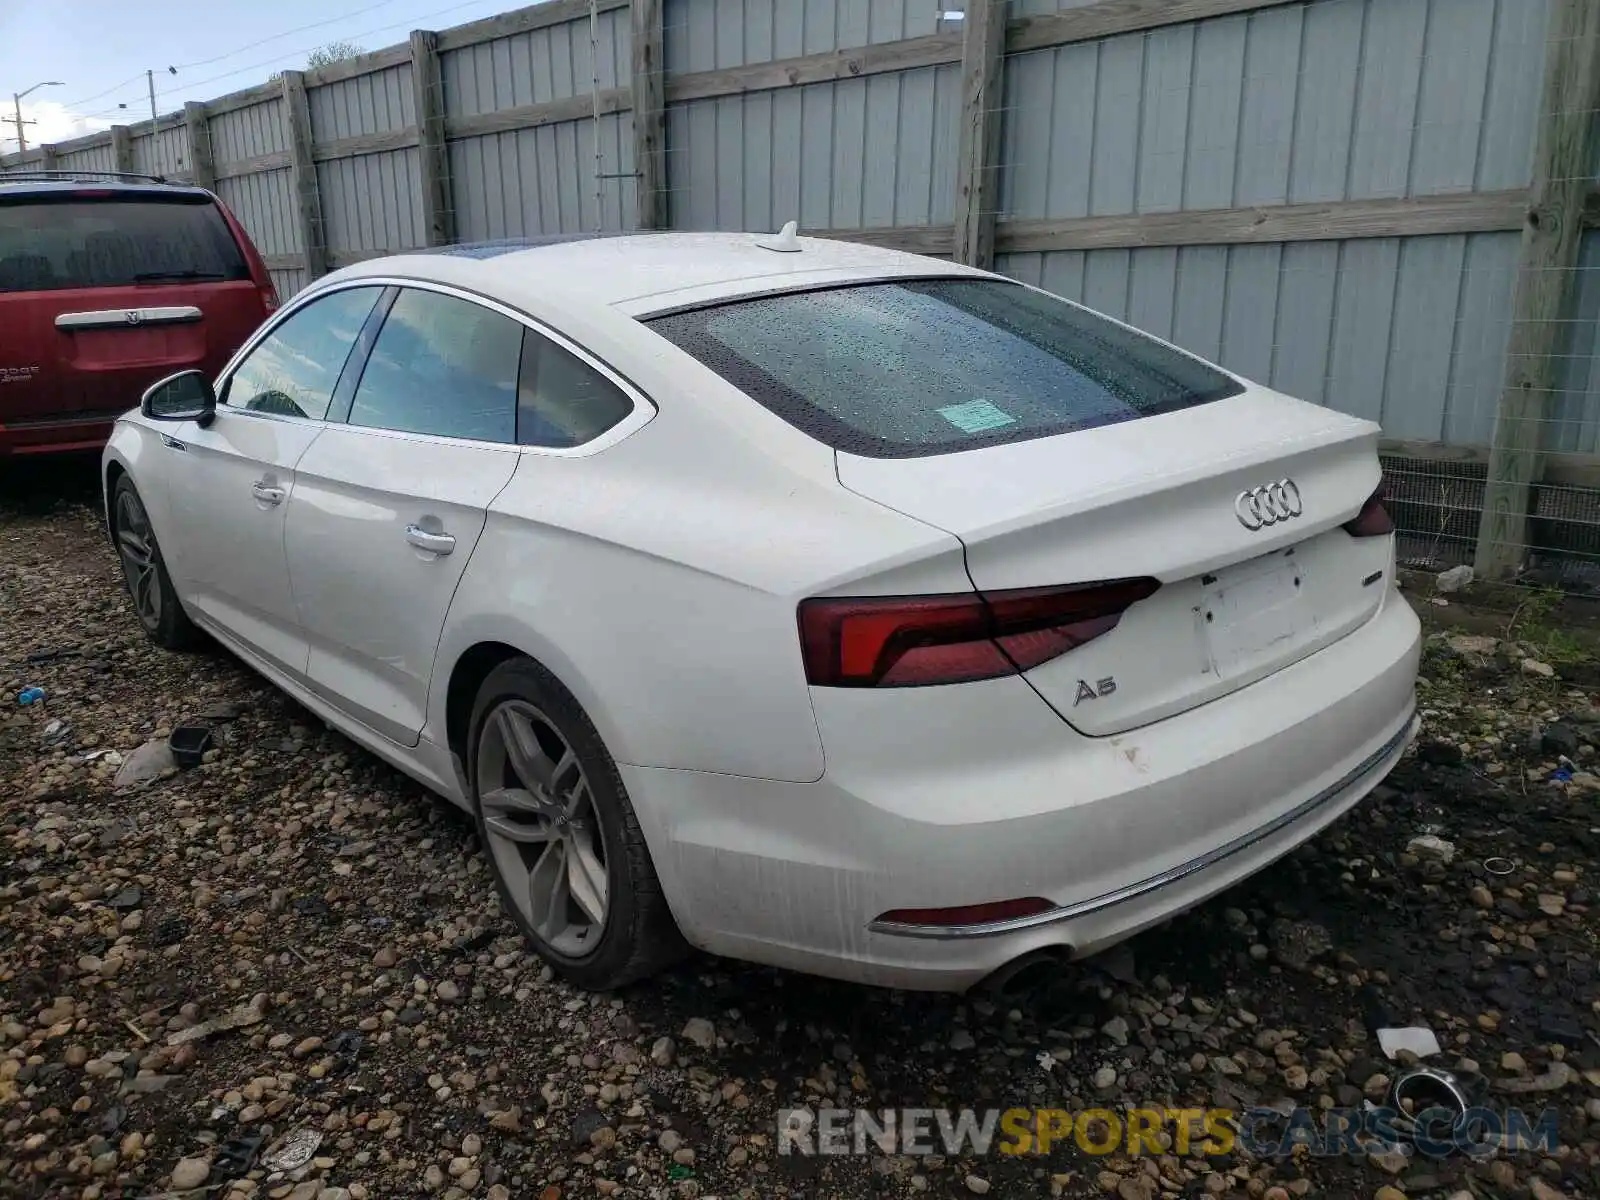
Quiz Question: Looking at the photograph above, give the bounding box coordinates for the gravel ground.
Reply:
[4,457,1600,1200]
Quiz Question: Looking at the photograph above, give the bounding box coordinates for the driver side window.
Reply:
[223,286,382,420]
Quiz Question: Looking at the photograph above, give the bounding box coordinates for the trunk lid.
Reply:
[0,189,268,427]
[836,386,1393,735]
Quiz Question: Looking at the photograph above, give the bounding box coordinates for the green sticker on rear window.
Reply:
[937,398,1016,434]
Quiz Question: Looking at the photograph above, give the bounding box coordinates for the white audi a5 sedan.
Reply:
[102,228,1420,994]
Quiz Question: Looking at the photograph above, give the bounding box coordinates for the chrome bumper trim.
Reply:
[868,711,1418,941]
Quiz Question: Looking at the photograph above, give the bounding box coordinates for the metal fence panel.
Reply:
[55,142,116,174]
[444,9,628,112]
[999,0,1551,224]
[217,169,300,259]
[319,151,425,259]
[309,65,416,139]
[211,99,289,163]
[998,229,1520,445]
[664,0,942,70]
[449,114,635,238]
[667,63,959,230]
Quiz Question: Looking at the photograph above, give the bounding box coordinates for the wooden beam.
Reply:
[1474,0,1600,580]
[410,30,455,247]
[631,0,666,229]
[184,102,215,190]
[111,126,134,174]
[952,0,1007,269]
[996,191,1529,253]
[205,81,285,119]
[665,32,961,104]
[436,0,630,53]
[1006,0,1299,55]
[261,254,304,272]
[279,71,329,280]
[306,44,413,87]
[214,151,292,181]
[443,89,630,140]
[1382,438,1600,493]
[813,225,956,256]
[311,129,421,163]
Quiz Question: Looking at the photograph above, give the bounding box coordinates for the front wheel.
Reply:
[111,476,199,651]
[467,657,687,990]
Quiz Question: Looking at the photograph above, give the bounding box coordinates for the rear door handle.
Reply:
[251,481,286,506]
[406,525,456,556]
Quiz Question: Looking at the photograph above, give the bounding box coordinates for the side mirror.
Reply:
[141,370,216,427]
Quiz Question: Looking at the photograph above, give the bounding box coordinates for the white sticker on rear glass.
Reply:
[937,399,1016,434]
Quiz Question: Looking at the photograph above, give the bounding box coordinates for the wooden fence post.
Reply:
[40,145,59,173]
[952,0,1007,268]
[185,102,215,190]
[280,71,329,280]
[410,30,455,247]
[111,126,134,175]
[1474,0,1600,579]
[631,0,666,229]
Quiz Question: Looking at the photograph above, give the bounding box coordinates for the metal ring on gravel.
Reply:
[475,699,610,958]
[114,487,162,631]
[1482,857,1516,876]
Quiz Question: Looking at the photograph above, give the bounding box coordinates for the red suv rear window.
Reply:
[0,194,250,293]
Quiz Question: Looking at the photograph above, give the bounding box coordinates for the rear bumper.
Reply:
[621,591,1422,991]
[0,413,118,456]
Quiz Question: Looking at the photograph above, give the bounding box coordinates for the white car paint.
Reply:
[104,231,1420,992]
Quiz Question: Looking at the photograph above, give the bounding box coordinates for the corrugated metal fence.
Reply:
[5,0,1600,583]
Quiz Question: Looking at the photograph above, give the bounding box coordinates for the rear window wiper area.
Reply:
[133,269,228,282]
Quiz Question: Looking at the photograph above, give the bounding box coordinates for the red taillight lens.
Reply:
[798,577,1160,688]
[1343,483,1394,538]
[875,897,1056,927]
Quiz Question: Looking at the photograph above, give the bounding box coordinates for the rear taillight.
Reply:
[798,577,1160,688]
[1343,483,1394,538]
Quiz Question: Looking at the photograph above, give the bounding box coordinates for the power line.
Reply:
[78,0,502,122]
[172,0,406,70]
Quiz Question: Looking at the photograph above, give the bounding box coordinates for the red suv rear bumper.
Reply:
[0,414,118,456]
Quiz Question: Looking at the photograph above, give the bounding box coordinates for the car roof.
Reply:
[325,230,988,317]
[0,177,214,200]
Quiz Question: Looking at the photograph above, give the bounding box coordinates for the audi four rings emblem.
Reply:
[1234,478,1303,530]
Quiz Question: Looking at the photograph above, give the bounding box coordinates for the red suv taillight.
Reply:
[798,578,1161,688]
[1343,482,1394,538]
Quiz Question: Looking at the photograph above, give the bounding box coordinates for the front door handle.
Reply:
[406,524,456,556]
[251,481,286,506]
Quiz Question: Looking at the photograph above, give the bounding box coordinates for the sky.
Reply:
[0,0,516,154]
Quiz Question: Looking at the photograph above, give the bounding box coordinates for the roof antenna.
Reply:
[755,220,803,253]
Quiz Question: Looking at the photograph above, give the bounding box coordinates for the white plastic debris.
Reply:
[1406,835,1456,865]
[1435,564,1474,593]
[1035,1050,1057,1072]
[262,1128,322,1173]
[1377,1026,1442,1060]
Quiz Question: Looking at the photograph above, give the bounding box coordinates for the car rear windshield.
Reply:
[644,278,1243,457]
[0,194,249,294]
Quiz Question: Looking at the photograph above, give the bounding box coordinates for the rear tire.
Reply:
[467,657,688,990]
[111,476,200,651]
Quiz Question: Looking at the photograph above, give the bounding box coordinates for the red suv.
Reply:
[0,174,277,456]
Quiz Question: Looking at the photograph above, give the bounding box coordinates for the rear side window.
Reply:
[517,332,634,449]
[645,279,1243,458]
[0,195,249,293]
[348,288,522,443]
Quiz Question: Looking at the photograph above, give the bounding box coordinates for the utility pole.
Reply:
[11,97,32,155]
[10,81,63,158]
[147,70,157,124]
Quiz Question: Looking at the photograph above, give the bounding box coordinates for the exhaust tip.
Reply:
[978,947,1073,1000]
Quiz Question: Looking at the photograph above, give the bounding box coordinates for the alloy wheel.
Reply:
[476,700,610,957]
[115,488,163,631]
